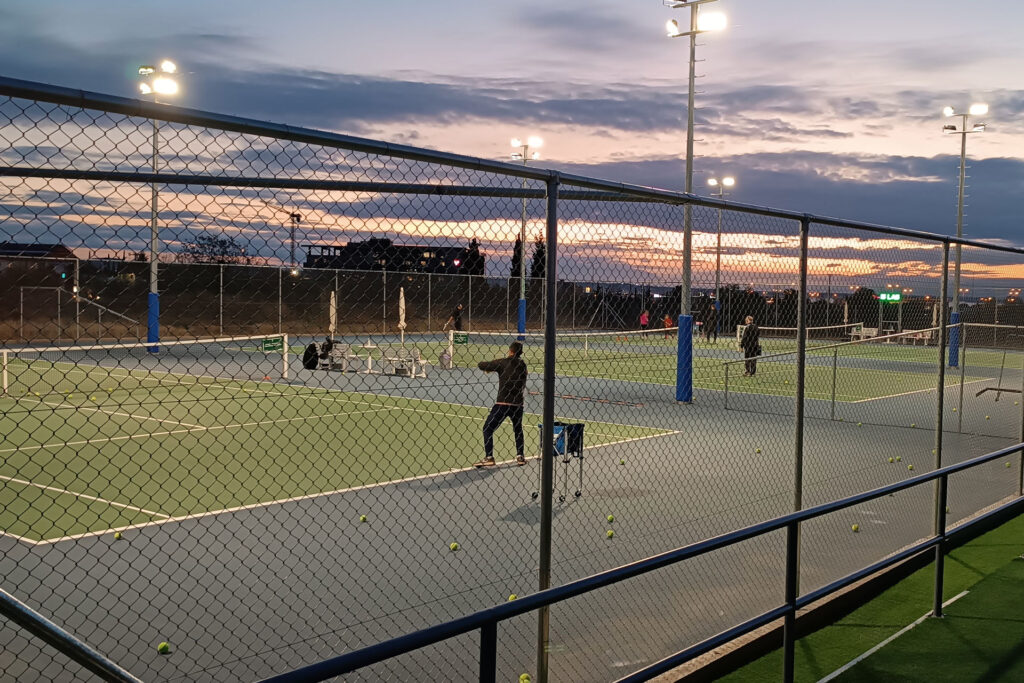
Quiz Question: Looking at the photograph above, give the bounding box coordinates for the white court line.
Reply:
[0,407,396,457]
[19,396,205,429]
[817,590,969,682]
[850,378,989,404]
[0,475,170,519]
[20,427,684,546]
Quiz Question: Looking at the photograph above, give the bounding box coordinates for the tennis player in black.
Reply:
[474,341,527,467]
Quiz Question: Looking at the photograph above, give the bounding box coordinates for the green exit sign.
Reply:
[879,292,902,302]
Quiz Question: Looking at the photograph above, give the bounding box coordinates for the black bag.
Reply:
[302,343,319,370]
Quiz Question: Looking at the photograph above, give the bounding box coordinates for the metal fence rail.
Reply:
[2,74,1024,682]
[261,442,1024,683]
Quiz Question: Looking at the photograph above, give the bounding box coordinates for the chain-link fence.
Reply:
[2,76,1023,682]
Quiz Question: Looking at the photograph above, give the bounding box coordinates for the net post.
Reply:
[448,328,454,361]
[282,333,289,380]
[948,311,960,367]
[675,314,693,403]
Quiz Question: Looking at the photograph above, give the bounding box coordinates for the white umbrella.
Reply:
[329,290,337,337]
[398,286,407,345]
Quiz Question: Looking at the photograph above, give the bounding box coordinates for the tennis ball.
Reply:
[1016,401,1020,406]
[888,457,894,463]
[784,380,789,385]
[851,524,859,532]
[113,532,122,541]
[932,449,937,455]
[508,594,517,601]
[520,675,532,683]
[896,456,902,462]
[90,396,96,401]
[857,422,863,427]
[449,542,459,551]
[157,642,170,655]
[359,515,367,523]
[910,423,916,428]
[755,448,762,454]
[952,407,957,412]
[986,415,991,420]
[606,530,615,539]
[619,459,625,465]
[908,465,914,471]
[1007,462,1012,468]
[607,515,615,523]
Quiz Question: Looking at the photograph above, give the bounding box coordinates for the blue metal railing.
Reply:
[260,441,1024,683]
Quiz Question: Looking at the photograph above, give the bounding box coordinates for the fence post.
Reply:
[428,273,432,333]
[794,216,809,514]
[480,622,497,683]
[933,474,949,617]
[382,270,387,335]
[934,242,950,547]
[536,172,559,683]
[19,288,23,340]
[219,264,224,336]
[1019,352,1024,496]
[278,267,283,334]
[957,324,966,433]
[782,521,799,683]
[468,273,472,332]
[724,363,730,410]
[830,346,838,421]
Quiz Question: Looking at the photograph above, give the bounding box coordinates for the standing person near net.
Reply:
[475,341,528,468]
[663,313,674,339]
[740,315,760,377]
[704,302,719,343]
[445,303,464,331]
[639,309,650,334]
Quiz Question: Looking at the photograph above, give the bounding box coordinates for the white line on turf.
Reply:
[0,475,170,518]
[816,590,969,683]
[19,428,683,546]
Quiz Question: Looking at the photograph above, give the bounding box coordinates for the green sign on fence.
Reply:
[262,337,284,352]
[453,333,468,345]
[879,292,902,302]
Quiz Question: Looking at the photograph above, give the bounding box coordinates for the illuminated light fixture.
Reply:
[697,12,727,32]
[666,19,680,37]
[969,103,989,116]
[453,258,461,267]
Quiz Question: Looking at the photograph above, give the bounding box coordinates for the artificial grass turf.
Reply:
[719,511,1024,682]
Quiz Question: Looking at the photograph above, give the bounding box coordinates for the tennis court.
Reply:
[0,337,671,543]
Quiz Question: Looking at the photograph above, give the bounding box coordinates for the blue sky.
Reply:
[2,0,1022,246]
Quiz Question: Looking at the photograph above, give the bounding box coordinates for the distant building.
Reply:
[0,242,76,276]
[303,238,484,275]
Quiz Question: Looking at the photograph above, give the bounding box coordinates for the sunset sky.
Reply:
[1,1,1022,290]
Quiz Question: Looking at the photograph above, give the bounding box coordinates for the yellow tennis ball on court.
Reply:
[449,542,459,551]
[908,465,914,471]
[90,396,96,401]
[359,515,367,523]
[520,674,532,683]
[986,415,991,420]
[1016,401,1020,406]
[896,456,901,462]
[888,457,894,463]
[606,530,614,539]
[857,422,862,427]
[157,642,170,655]
[607,515,614,523]
[508,594,517,601]
[910,423,916,428]
[851,524,859,532]
[952,407,957,412]
[114,532,122,540]
[619,459,625,465]
[1007,462,1012,468]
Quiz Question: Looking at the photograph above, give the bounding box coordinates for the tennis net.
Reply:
[736,322,863,350]
[1,334,289,398]
[447,327,679,371]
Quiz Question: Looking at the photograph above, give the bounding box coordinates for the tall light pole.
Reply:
[707,176,734,304]
[511,136,542,338]
[665,1,727,318]
[942,103,988,313]
[138,60,179,352]
[825,262,840,326]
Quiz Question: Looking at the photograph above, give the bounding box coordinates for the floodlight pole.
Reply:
[953,116,968,313]
[512,139,540,338]
[147,115,160,352]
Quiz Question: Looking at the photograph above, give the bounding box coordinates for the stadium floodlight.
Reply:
[941,103,990,318]
[138,59,180,352]
[662,0,727,323]
[707,176,735,305]
[510,135,543,337]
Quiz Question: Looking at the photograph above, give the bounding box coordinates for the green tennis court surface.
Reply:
[0,372,670,543]
[449,338,986,401]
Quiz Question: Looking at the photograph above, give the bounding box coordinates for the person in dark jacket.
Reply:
[740,315,760,376]
[704,302,719,343]
[446,303,464,331]
[474,341,528,467]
